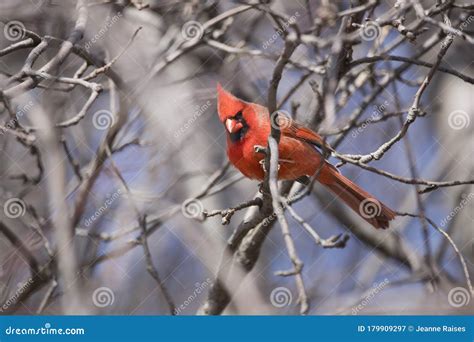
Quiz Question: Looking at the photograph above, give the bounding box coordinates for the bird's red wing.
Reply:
[281,118,332,152]
[280,117,395,229]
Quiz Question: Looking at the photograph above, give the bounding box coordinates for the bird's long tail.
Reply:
[319,164,396,229]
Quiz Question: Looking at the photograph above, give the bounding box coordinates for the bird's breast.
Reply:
[227,137,266,180]
[227,135,324,181]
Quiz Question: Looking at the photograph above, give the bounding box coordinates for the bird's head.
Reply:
[217,83,250,143]
[217,83,267,143]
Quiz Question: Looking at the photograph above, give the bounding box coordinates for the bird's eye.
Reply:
[234,111,243,121]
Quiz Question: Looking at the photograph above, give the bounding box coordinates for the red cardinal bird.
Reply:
[217,83,396,229]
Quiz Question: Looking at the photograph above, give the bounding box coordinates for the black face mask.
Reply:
[228,111,249,142]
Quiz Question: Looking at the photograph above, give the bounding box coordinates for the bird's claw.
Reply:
[254,145,267,155]
[259,159,280,172]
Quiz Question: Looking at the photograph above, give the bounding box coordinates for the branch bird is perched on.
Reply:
[217,83,396,229]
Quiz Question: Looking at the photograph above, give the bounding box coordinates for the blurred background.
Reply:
[0,0,473,315]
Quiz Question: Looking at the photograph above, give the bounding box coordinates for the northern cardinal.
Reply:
[217,83,396,229]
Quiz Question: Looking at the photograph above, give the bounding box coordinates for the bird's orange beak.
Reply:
[225,118,243,134]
